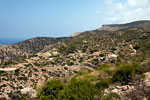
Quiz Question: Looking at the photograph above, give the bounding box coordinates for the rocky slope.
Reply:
[98,20,150,32]
[71,20,150,37]
[0,37,71,63]
[1,20,150,99]
[1,20,150,63]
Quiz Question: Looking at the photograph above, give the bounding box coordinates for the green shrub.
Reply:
[99,53,105,57]
[102,92,121,100]
[3,61,13,66]
[112,47,117,51]
[67,61,74,66]
[59,45,76,54]
[0,71,7,76]
[37,79,64,100]
[112,63,141,84]
[58,78,98,100]
[91,58,99,65]
[0,98,7,100]
[33,62,41,66]
[17,77,28,81]
[15,69,20,75]
[133,45,140,50]
[96,79,110,90]
[79,57,83,63]
[33,68,39,72]
[135,56,146,62]
[98,64,109,71]
[24,63,33,67]
[8,91,27,100]
[76,70,91,77]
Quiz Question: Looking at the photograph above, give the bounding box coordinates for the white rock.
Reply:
[110,54,117,58]
[111,88,119,93]
[122,86,128,91]
[116,86,122,89]
[21,87,37,98]
[107,54,118,59]
[104,89,109,94]
[44,52,52,57]
[52,51,59,56]
[143,97,147,100]
[130,86,134,90]
[49,58,53,61]
[70,32,81,37]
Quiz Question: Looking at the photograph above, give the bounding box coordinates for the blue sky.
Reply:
[0,0,150,39]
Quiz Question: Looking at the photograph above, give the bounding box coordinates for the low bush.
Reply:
[96,79,110,90]
[133,45,140,50]
[33,62,41,66]
[8,91,27,100]
[98,64,109,71]
[112,63,142,84]
[58,78,98,100]
[0,71,7,76]
[99,53,105,57]
[112,64,134,84]
[98,64,114,78]
[76,70,90,76]
[24,63,33,67]
[14,69,20,75]
[37,79,64,100]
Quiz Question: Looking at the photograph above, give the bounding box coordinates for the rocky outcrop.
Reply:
[97,20,150,32]
[70,32,81,37]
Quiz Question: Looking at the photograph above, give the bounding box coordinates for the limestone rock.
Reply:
[21,87,37,98]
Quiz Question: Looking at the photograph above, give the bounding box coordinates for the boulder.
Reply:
[111,88,119,93]
[52,51,59,56]
[20,87,37,98]
[116,86,122,89]
[104,89,110,94]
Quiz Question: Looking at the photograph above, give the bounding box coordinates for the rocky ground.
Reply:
[0,20,150,99]
[104,72,150,100]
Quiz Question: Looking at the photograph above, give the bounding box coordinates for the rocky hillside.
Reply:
[0,37,71,63]
[1,20,150,63]
[1,20,150,100]
[98,20,150,32]
[72,20,150,37]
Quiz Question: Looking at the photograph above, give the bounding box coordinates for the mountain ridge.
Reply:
[97,20,150,32]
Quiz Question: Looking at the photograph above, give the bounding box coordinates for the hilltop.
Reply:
[98,20,150,32]
[0,20,150,100]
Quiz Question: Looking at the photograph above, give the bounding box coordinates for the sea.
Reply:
[0,38,26,45]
